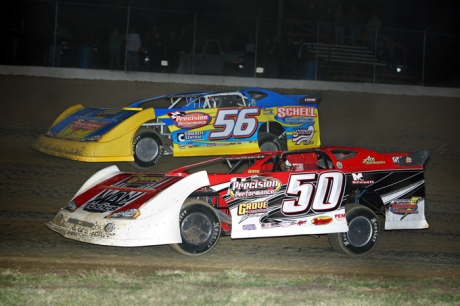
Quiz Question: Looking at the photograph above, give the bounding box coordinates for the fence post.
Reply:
[372,28,378,83]
[124,3,132,72]
[422,26,430,86]
[51,2,59,67]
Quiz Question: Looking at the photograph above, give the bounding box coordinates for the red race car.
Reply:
[46,146,429,256]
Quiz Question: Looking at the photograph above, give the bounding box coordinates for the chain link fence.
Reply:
[5,1,460,88]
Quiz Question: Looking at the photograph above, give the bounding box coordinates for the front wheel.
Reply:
[258,132,283,152]
[128,128,164,170]
[170,199,221,256]
[328,205,380,256]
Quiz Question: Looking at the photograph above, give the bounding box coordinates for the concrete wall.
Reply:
[1,65,460,98]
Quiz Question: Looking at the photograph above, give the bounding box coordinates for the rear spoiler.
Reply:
[398,150,430,166]
[300,93,321,104]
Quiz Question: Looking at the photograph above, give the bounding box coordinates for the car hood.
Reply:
[74,173,184,214]
[48,108,140,141]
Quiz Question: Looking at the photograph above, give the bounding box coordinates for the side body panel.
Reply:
[155,104,320,157]
[207,170,349,239]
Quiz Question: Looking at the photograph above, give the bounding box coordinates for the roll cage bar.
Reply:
[165,149,335,177]
[128,91,250,110]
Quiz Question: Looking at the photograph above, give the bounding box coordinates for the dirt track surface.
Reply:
[1,76,459,279]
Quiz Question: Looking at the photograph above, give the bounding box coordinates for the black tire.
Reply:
[258,132,283,152]
[170,199,221,256]
[328,205,380,256]
[129,128,164,170]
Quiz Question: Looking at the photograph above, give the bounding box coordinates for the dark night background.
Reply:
[4,0,460,87]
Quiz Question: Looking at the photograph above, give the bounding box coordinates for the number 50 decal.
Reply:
[209,107,260,140]
[282,172,345,215]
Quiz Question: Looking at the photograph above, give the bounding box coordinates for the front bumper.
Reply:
[45,209,181,247]
[31,135,133,162]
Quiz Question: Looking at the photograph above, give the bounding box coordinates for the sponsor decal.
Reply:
[205,142,233,147]
[226,154,266,161]
[237,201,268,223]
[71,119,108,131]
[336,162,343,169]
[393,156,412,164]
[262,108,275,115]
[277,106,317,118]
[292,126,315,145]
[94,109,122,118]
[83,190,143,213]
[261,222,295,229]
[334,213,346,222]
[238,201,268,215]
[116,175,163,189]
[280,221,294,227]
[351,173,375,185]
[297,220,308,226]
[283,117,315,124]
[242,224,257,231]
[311,216,333,225]
[262,222,279,229]
[177,131,205,142]
[230,177,281,199]
[248,170,260,173]
[390,197,421,220]
[362,156,385,165]
[168,111,211,129]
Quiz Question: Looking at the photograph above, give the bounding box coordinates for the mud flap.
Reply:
[385,197,429,230]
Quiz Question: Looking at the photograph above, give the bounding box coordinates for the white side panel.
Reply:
[230,208,348,239]
[47,171,210,247]
[385,198,429,230]
[130,171,211,244]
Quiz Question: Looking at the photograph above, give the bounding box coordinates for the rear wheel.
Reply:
[170,199,221,256]
[129,128,164,170]
[328,205,380,256]
[258,132,283,152]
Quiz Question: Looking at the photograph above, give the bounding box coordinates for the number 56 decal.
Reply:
[282,172,345,215]
[209,107,260,140]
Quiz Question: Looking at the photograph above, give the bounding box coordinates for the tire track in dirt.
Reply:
[0,76,459,278]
